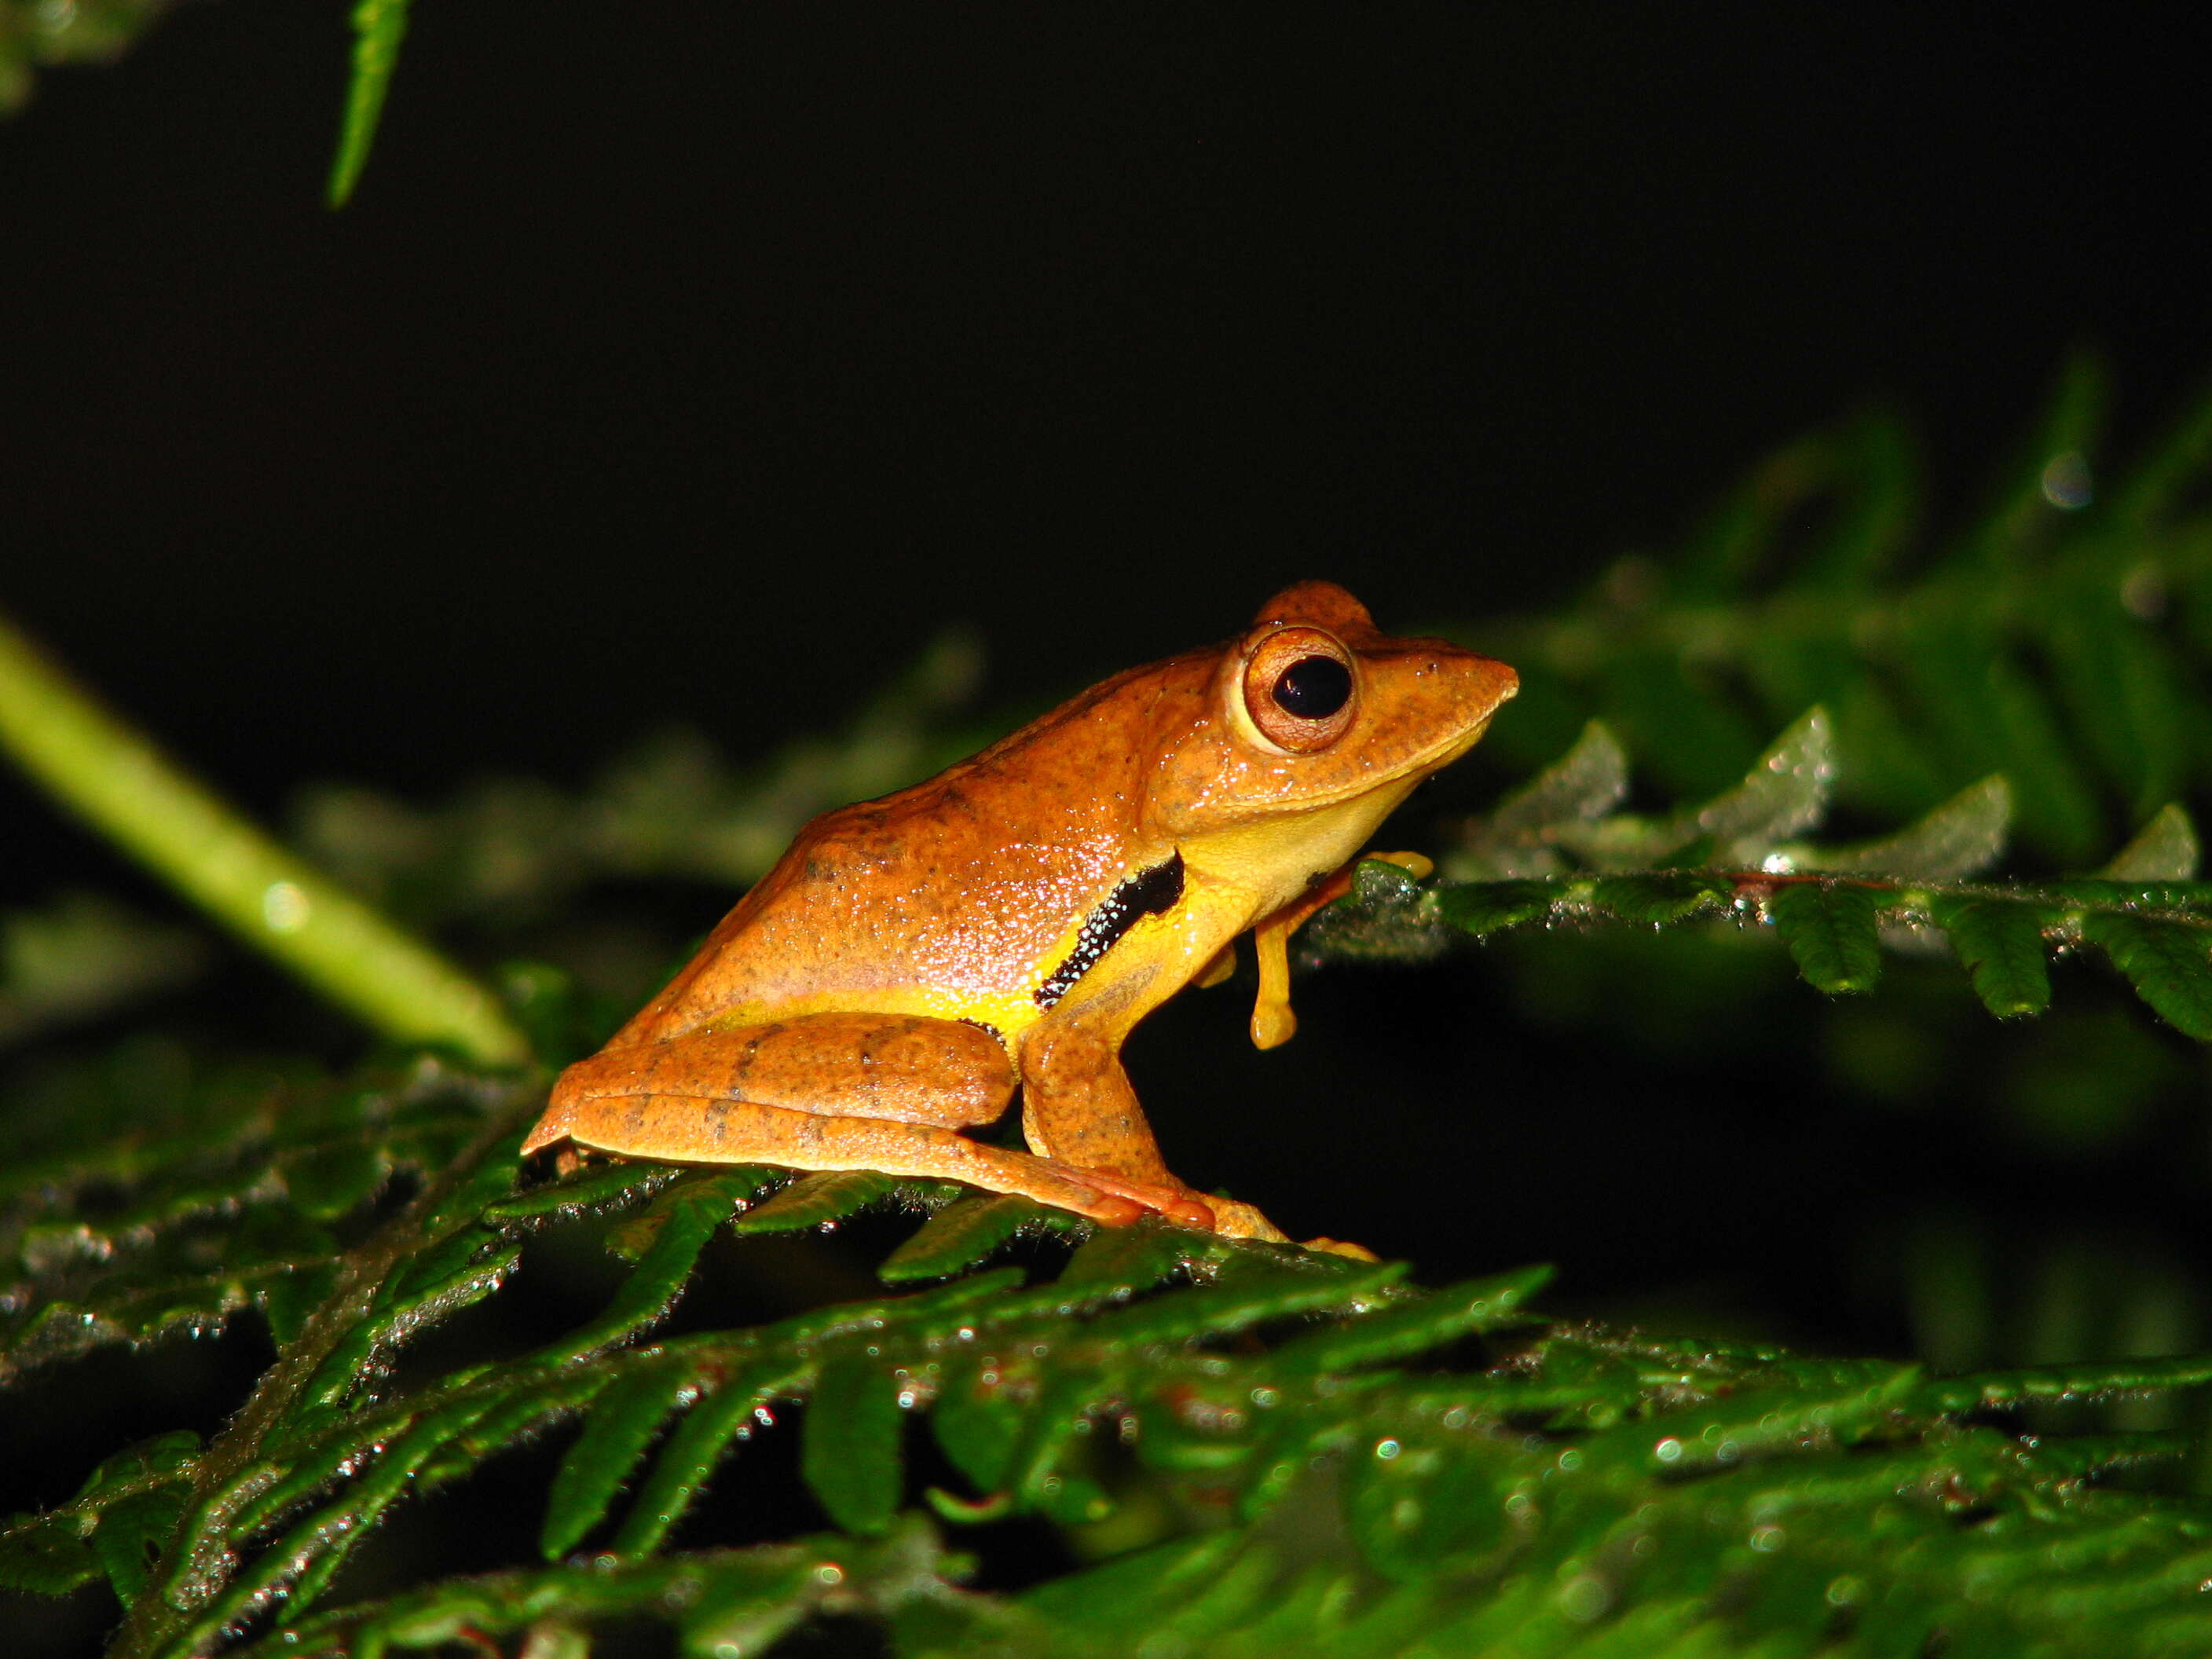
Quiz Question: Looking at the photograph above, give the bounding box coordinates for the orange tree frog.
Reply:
[522,581,1516,1242]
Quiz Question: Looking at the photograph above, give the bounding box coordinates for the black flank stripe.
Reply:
[1034,852,1185,1008]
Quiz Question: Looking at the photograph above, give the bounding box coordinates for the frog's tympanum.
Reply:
[523,582,1516,1242]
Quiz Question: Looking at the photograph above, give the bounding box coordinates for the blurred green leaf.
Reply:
[1929,894,2055,1018]
[881,1192,1067,1284]
[803,1351,905,1536]
[1433,878,1564,936]
[327,0,410,206]
[1767,881,1884,994]
[1587,870,1732,924]
[2104,803,2202,881]
[731,1170,909,1236]
[2081,912,2212,1039]
[1796,773,2011,880]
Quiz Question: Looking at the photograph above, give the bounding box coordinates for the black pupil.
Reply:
[1273,655,1352,720]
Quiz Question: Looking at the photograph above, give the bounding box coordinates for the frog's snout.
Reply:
[1473,654,1519,705]
[1411,640,1518,724]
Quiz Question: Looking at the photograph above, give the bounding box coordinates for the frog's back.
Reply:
[613,654,1214,1042]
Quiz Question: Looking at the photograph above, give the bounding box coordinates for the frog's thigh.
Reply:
[529,1011,1016,1159]
[526,1021,1170,1225]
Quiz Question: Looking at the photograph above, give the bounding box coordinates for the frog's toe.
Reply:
[1204,1197,1292,1243]
[1156,1194,1219,1230]
[1057,1173,1201,1229]
[1298,1236,1381,1262]
[1045,1165,1226,1232]
[1085,1193,1150,1228]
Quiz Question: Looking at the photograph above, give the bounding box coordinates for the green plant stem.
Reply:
[0,611,529,1065]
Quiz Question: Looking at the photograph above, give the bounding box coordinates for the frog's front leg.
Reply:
[1019,998,1291,1243]
[1247,850,1436,1049]
[521,1011,1225,1229]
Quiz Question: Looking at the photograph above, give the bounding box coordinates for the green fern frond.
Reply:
[1467,362,2212,867]
[0,1054,511,1383]
[6,1056,2212,1656]
[1319,701,2212,1035]
[881,1192,1077,1283]
[241,1520,959,1658]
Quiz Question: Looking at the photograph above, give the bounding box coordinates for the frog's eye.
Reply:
[1273,655,1351,719]
[1243,627,1357,753]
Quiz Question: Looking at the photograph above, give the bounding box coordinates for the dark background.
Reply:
[5,7,2211,1340]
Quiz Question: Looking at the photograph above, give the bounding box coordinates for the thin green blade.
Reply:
[1588,871,1733,925]
[1434,879,1564,936]
[328,0,412,207]
[2081,913,2212,1039]
[1931,895,2053,1018]
[880,1192,1056,1284]
[540,1366,688,1560]
[1767,881,1883,994]
[802,1350,904,1536]
[732,1170,900,1236]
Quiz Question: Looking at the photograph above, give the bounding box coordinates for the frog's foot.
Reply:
[1060,1180,1291,1242]
[1036,1163,1231,1233]
[1006,1160,1296,1241]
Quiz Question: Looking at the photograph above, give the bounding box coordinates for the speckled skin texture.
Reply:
[525,581,1517,1241]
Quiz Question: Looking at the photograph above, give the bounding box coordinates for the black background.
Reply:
[4,6,2210,1321]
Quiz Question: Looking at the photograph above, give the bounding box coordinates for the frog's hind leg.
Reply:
[551,1093,1181,1227]
[521,1012,1203,1229]
[531,1013,1021,1144]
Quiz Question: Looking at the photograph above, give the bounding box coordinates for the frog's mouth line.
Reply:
[1282,712,1500,814]
[1425,713,1500,770]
